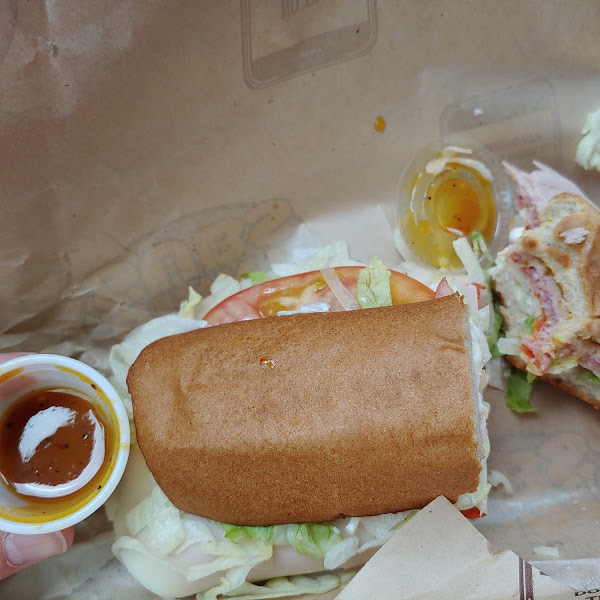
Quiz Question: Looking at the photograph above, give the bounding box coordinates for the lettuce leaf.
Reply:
[469,231,495,266]
[486,292,504,358]
[454,482,493,511]
[126,486,186,555]
[241,271,271,285]
[357,257,392,308]
[213,572,354,600]
[505,368,537,413]
[273,523,342,558]
[223,524,274,543]
[522,315,536,336]
[578,370,600,383]
[226,523,342,559]
[179,286,203,317]
[112,534,272,600]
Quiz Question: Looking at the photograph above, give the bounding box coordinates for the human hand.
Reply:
[0,353,75,580]
[0,528,74,580]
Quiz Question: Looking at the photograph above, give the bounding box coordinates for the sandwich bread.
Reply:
[127,294,487,526]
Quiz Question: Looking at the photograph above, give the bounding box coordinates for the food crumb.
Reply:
[374,115,386,133]
[533,545,560,558]
[259,358,275,369]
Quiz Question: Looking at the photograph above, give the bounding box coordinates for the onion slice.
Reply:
[452,237,486,286]
[320,268,360,311]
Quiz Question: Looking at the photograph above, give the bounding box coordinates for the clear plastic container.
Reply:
[394,138,514,271]
[0,354,130,534]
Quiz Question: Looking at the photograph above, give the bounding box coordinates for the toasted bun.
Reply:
[128,294,482,526]
[519,193,600,317]
[507,356,600,408]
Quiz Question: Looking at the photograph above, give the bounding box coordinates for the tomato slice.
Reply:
[204,266,435,326]
[460,506,486,519]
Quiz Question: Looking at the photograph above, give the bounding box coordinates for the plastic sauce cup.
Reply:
[0,354,130,534]
[394,138,513,271]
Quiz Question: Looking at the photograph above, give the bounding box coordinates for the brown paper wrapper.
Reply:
[1,1,600,598]
[338,497,576,600]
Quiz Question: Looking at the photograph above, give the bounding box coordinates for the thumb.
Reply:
[0,528,74,580]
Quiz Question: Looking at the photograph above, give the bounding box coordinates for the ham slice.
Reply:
[503,161,588,228]
[509,252,567,373]
[580,353,600,378]
[508,250,600,378]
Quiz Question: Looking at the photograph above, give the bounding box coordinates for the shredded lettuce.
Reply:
[496,337,520,356]
[546,357,580,375]
[241,271,271,285]
[578,370,600,383]
[522,315,536,336]
[194,274,253,319]
[216,572,355,600]
[112,469,274,600]
[454,482,492,510]
[505,368,537,413]
[469,231,495,266]
[273,523,342,558]
[223,524,274,543]
[112,532,273,600]
[179,287,203,317]
[486,292,504,358]
[126,486,185,555]
[324,511,416,569]
[224,523,342,559]
[356,257,392,308]
[221,510,427,573]
[111,458,424,600]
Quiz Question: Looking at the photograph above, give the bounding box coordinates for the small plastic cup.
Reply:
[394,137,514,271]
[0,354,130,534]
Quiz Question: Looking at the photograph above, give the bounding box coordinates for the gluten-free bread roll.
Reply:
[128,293,483,526]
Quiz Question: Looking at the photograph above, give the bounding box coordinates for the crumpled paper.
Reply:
[338,497,576,600]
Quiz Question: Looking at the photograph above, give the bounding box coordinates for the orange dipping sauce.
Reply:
[399,147,497,269]
[0,389,112,509]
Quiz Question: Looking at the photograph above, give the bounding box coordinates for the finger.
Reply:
[0,527,74,580]
[0,353,35,396]
[0,353,31,364]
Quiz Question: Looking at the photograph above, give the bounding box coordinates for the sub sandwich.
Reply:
[490,162,600,407]
[106,255,491,600]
